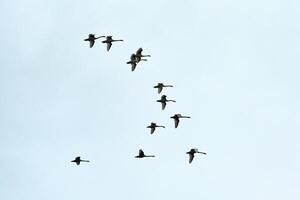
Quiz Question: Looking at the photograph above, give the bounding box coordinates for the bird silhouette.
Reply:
[157,95,176,110]
[135,149,155,158]
[186,148,206,163]
[71,156,90,165]
[147,122,165,134]
[153,83,173,94]
[135,48,151,62]
[170,114,191,128]
[102,36,123,51]
[84,34,105,48]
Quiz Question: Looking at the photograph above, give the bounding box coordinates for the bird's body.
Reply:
[186,148,206,163]
[135,48,151,62]
[157,95,176,110]
[84,34,105,48]
[102,36,123,51]
[126,54,138,71]
[71,156,90,165]
[147,122,165,134]
[170,114,191,128]
[153,83,173,94]
[135,149,155,158]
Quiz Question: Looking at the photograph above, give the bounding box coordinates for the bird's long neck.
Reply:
[167,100,176,102]
[145,155,155,157]
[164,85,173,87]
[141,55,151,57]
[112,39,123,42]
[80,160,90,162]
[181,116,190,118]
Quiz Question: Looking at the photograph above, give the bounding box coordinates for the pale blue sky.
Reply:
[1,0,300,200]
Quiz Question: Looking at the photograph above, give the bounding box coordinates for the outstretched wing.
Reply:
[161,102,166,110]
[150,127,155,134]
[174,118,179,128]
[131,63,137,71]
[189,154,194,163]
[136,48,143,56]
[106,42,112,51]
[90,40,95,48]
[158,87,163,94]
[139,149,145,157]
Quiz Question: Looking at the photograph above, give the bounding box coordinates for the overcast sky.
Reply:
[1,0,300,200]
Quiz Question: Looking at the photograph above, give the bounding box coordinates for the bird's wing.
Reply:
[90,40,95,48]
[76,160,80,165]
[136,48,143,55]
[189,154,194,163]
[150,127,155,134]
[158,87,163,94]
[161,102,166,110]
[106,42,112,51]
[174,118,179,128]
[139,149,145,157]
[131,63,137,71]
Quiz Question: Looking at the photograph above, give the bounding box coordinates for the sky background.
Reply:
[1,0,300,199]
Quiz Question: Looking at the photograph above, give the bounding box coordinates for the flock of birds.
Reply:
[71,34,207,166]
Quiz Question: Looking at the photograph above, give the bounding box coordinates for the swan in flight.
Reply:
[153,83,173,94]
[186,148,206,163]
[135,48,151,62]
[157,95,176,110]
[135,149,155,158]
[170,114,191,128]
[102,36,123,51]
[84,34,105,48]
[71,156,90,165]
[147,122,165,134]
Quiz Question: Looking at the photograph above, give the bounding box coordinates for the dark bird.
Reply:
[153,83,173,94]
[126,54,138,71]
[71,156,90,165]
[186,148,206,163]
[102,36,123,51]
[147,122,165,134]
[84,34,105,48]
[135,149,155,158]
[157,95,176,110]
[135,48,151,62]
[170,114,191,128]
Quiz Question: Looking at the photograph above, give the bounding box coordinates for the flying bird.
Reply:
[153,83,173,94]
[102,36,123,51]
[147,122,165,134]
[71,156,90,165]
[135,149,155,158]
[135,48,151,62]
[126,54,140,71]
[170,114,191,128]
[84,34,105,48]
[186,148,206,163]
[157,95,176,110]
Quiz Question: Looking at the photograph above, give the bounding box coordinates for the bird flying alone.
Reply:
[153,83,173,94]
[186,148,206,164]
[147,122,165,134]
[84,34,105,48]
[71,156,90,165]
[170,114,191,128]
[157,95,176,110]
[135,149,155,158]
[102,36,123,51]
